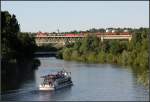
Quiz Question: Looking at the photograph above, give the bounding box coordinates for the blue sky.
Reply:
[1,1,149,32]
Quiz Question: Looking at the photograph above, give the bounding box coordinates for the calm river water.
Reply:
[1,57,149,101]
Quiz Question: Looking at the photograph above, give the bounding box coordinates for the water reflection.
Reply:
[1,60,36,94]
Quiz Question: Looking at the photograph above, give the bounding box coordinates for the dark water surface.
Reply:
[1,57,149,101]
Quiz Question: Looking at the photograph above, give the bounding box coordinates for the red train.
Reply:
[36,32,131,37]
[64,33,83,37]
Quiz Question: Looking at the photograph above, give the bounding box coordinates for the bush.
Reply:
[97,51,106,63]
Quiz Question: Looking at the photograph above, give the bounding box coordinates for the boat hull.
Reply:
[55,82,73,90]
[39,85,55,90]
[39,82,73,91]
[39,87,55,90]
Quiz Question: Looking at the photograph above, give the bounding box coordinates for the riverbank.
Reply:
[57,28,149,89]
[58,54,149,89]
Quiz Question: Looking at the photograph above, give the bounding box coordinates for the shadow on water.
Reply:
[1,59,37,94]
[34,52,57,58]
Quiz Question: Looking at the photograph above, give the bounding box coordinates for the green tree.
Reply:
[1,11,20,59]
[120,50,128,65]
[109,40,120,55]
[62,48,72,60]
[87,52,97,63]
[1,11,37,60]
[71,50,80,61]
[79,37,89,53]
[97,51,106,63]
[90,36,100,53]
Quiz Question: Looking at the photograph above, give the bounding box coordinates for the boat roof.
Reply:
[40,69,68,79]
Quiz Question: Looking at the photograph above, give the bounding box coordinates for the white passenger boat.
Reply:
[39,70,73,90]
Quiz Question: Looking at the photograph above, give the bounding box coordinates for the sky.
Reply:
[1,1,149,32]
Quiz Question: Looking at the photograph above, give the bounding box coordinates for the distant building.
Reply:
[106,29,112,33]
[112,29,116,33]
[124,30,128,32]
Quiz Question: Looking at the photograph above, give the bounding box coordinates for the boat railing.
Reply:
[40,70,71,81]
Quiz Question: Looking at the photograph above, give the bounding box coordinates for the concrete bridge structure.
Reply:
[35,34,132,46]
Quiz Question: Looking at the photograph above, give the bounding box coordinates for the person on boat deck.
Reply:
[64,72,67,76]
[49,81,52,86]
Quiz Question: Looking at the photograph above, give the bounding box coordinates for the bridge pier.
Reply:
[62,42,66,46]
[101,36,104,42]
[128,37,132,42]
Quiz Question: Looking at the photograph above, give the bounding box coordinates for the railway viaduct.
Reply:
[35,34,132,46]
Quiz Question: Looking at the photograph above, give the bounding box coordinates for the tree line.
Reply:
[1,11,37,61]
[45,27,133,34]
[1,11,40,91]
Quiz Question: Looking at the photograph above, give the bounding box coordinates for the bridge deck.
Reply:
[35,34,132,46]
[34,35,132,38]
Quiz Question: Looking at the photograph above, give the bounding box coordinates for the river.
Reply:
[1,57,149,101]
